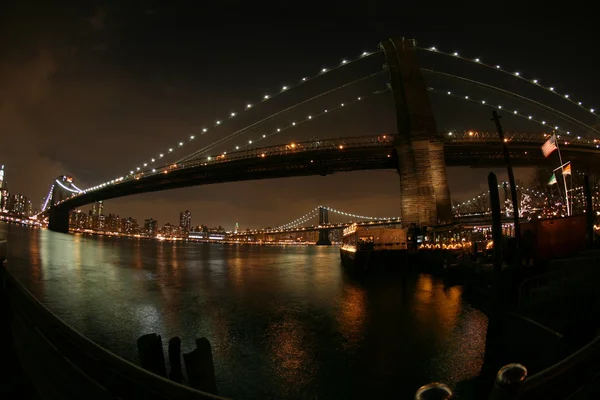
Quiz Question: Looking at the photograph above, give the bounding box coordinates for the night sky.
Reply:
[1,1,598,229]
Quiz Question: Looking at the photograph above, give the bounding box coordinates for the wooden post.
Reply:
[168,337,184,383]
[491,111,521,250]
[136,333,167,377]
[584,175,595,249]
[183,337,218,395]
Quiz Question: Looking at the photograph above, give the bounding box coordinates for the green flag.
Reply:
[548,173,557,185]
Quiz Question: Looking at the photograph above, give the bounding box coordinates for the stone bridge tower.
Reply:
[380,38,452,226]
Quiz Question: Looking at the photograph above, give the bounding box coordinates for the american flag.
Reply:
[541,134,557,157]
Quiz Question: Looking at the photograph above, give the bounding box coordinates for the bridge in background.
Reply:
[38,38,600,233]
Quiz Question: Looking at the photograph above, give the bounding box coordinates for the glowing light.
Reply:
[496,65,501,69]
[216,120,221,125]
[136,167,140,170]
[282,86,288,91]
[277,128,281,132]
[203,128,207,132]
[341,60,348,64]
[321,68,328,73]
[533,79,538,84]
[514,110,518,114]
[246,104,252,108]
[236,146,239,150]
[549,87,554,91]
[207,156,212,160]
[447,91,451,95]
[308,115,312,119]
[475,58,480,62]
[263,134,266,138]
[179,142,183,146]
[341,103,345,106]
[169,148,173,152]
[231,112,236,117]
[292,122,296,125]
[339,145,344,149]
[514,72,520,76]
[159,153,164,157]
[482,100,486,104]
[429,47,437,51]
[453,52,459,56]
[248,140,252,144]
[151,158,155,162]
[190,135,195,139]
[143,163,148,167]
[264,95,269,99]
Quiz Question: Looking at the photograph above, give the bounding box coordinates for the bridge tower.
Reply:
[48,176,75,233]
[380,38,452,226]
[316,206,331,245]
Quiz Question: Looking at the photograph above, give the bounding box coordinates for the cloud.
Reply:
[89,8,107,31]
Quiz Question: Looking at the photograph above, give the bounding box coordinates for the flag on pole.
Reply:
[562,162,572,176]
[541,134,558,157]
[548,173,557,185]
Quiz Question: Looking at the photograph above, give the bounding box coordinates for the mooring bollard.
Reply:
[136,333,167,377]
[415,382,453,399]
[168,336,184,383]
[489,363,527,400]
[183,337,218,394]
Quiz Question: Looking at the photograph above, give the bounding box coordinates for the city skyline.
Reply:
[1,3,597,228]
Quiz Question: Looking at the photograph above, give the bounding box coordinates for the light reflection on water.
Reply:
[1,222,487,399]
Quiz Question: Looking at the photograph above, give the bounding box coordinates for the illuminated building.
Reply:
[144,218,158,237]
[0,165,5,189]
[92,201,104,217]
[179,210,192,234]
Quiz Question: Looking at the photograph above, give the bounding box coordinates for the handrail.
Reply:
[1,264,226,399]
[522,334,600,393]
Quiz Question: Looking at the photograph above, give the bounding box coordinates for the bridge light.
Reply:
[339,145,344,149]
[447,132,453,136]
[292,122,296,125]
[130,170,134,174]
[202,128,208,133]
[542,121,546,124]
[143,163,148,167]
[578,136,581,139]
[475,58,480,62]
[453,52,459,56]
[447,91,451,95]
[341,103,345,106]
[555,126,559,130]
[151,158,155,162]
[302,77,307,81]
[549,87,554,91]
[468,131,474,136]
[498,105,502,109]
[578,102,582,105]
[216,120,221,125]
[324,109,328,113]
[482,100,486,104]
[496,65,501,69]
[565,94,569,98]
[179,142,183,146]
[169,148,173,152]
[465,95,469,99]
[514,110,518,114]
[263,134,266,138]
[277,128,281,132]
[160,153,164,157]
[514,72,520,76]
[208,156,212,160]
[236,146,239,150]
[246,104,252,109]
[264,94,269,99]
[592,108,596,113]
[341,60,348,64]
[357,97,361,100]
[260,153,266,158]
[533,79,538,84]
[362,51,369,56]
[190,135,195,139]
[136,167,140,170]
[290,143,296,148]
[282,86,288,91]
[152,169,156,172]
[308,115,312,119]
[504,138,508,142]
[321,68,327,73]
[429,47,436,51]
[528,116,532,119]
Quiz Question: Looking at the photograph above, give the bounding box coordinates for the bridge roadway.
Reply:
[55,133,600,211]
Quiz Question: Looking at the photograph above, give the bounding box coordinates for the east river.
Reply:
[1,222,487,399]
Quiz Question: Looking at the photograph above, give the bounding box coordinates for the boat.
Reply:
[339,223,408,273]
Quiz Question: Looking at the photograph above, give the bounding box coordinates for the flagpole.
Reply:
[555,137,570,216]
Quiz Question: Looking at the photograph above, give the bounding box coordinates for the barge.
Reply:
[340,223,408,273]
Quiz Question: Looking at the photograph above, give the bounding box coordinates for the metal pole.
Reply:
[491,111,521,246]
[489,173,503,291]
[584,175,595,249]
[555,142,570,216]
[415,382,453,399]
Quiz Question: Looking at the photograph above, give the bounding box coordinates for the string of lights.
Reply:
[452,184,549,209]
[323,206,400,221]
[178,71,386,163]
[203,87,390,160]
[276,208,319,229]
[109,50,380,185]
[39,185,55,213]
[418,45,598,118]
[427,87,599,147]
[422,69,600,137]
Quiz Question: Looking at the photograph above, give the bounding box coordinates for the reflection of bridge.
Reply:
[39,38,600,233]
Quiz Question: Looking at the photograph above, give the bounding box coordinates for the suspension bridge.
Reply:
[35,38,600,233]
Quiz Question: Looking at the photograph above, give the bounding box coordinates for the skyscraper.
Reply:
[144,218,158,237]
[92,201,104,217]
[0,165,5,189]
[179,210,191,234]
